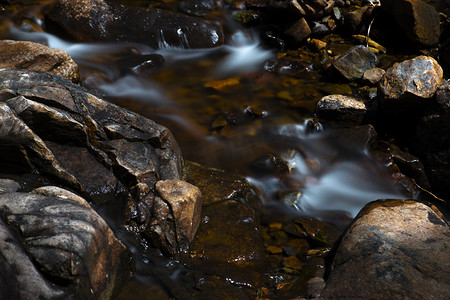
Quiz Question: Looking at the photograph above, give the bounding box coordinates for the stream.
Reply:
[0,1,417,298]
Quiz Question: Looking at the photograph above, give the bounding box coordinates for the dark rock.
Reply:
[322,199,450,299]
[47,0,224,49]
[343,6,375,34]
[285,17,311,45]
[310,21,330,36]
[316,94,377,125]
[0,190,131,299]
[179,0,222,17]
[330,45,379,81]
[378,56,443,114]
[362,67,385,85]
[0,40,80,82]
[381,0,441,47]
[264,57,312,77]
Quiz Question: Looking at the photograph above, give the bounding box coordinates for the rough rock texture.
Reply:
[381,0,441,47]
[362,67,385,85]
[155,179,202,243]
[378,56,443,113]
[322,199,450,300]
[316,94,377,124]
[47,0,224,49]
[0,40,80,82]
[0,189,131,299]
[330,45,379,81]
[285,17,311,45]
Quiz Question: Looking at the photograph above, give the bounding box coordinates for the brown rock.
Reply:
[330,45,379,81]
[378,56,443,113]
[155,179,202,242]
[0,191,131,299]
[285,17,311,45]
[0,40,79,82]
[362,67,385,85]
[316,94,377,125]
[381,0,441,47]
[322,199,450,299]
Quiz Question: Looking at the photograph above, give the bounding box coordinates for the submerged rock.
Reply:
[322,199,450,299]
[0,40,80,82]
[0,189,131,299]
[378,55,443,113]
[47,0,224,49]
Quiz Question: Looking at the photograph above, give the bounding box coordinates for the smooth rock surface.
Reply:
[330,45,379,81]
[322,199,450,299]
[381,0,441,47]
[47,0,224,48]
[0,40,79,82]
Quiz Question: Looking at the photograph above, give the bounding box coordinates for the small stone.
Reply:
[204,78,241,92]
[285,17,311,45]
[266,245,283,254]
[308,38,327,52]
[316,94,376,125]
[362,67,385,85]
[282,256,303,270]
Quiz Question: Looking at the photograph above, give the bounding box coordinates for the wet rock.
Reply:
[316,94,377,125]
[47,0,224,49]
[0,190,131,299]
[378,56,443,113]
[329,45,379,81]
[155,179,202,243]
[184,161,269,289]
[381,0,441,47]
[322,199,450,299]
[285,17,311,45]
[0,40,80,82]
[343,6,375,35]
[362,67,385,85]
[264,57,312,77]
[179,0,222,17]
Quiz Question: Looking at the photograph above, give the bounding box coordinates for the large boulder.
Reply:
[322,199,450,299]
[0,187,131,299]
[0,40,79,82]
[381,0,441,48]
[378,55,443,114]
[47,0,224,49]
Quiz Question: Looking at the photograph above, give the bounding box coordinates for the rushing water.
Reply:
[8,24,408,221]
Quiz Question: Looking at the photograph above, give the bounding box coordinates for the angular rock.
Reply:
[322,199,450,299]
[0,40,80,82]
[285,17,311,45]
[0,179,21,194]
[378,56,443,113]
[330,45,379,81]
[155,179,202,243]
[0,190,131,299]
[381,0,441,47]
[47,0,224,49]
[316,94,377,125]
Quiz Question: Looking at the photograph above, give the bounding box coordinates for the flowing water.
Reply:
[1,2,414,297]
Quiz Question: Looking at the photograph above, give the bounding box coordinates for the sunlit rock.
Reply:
[329,45,379,81]
[316,94,377,125]
[381,0,440,47]
[0,190,131,299]
[322,199,450,299]
[362,67,385,85]
[47,0,224,49]
[378,56,443,113]
[0,40,80,82]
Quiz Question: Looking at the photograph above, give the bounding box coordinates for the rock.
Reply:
[0,217,67,300]
[155,179,202,243]
[316,94,377,125]
[47,0,224,49]
[378,56,443,113]
[381,0,441,47]
[285,17,311,45]
[0,179,21,194]
[330,45,379,81]
[343,6,375,34]
[362,67,385,85]
[322,199,450,299]
[0,40,80,82]
[0,190,131,299]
